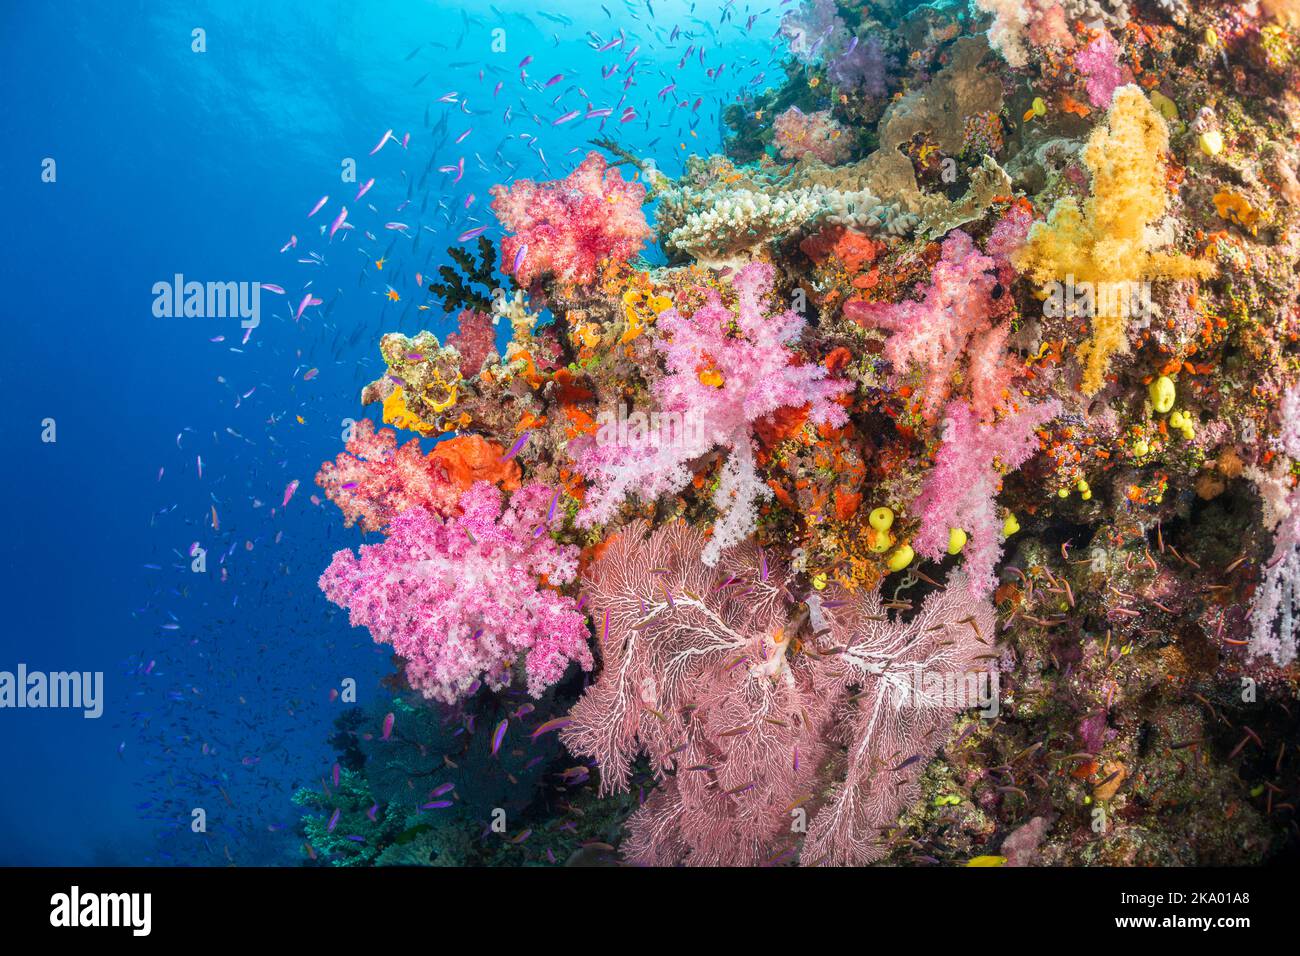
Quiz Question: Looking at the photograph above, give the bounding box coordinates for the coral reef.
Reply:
[310,0,1300,868]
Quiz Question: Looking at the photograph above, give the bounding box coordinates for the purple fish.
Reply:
[500,431,529,462]
[354,178,374,201]
[326,809,340,832]
[381,712,395,741]
[307,195,329,217]
[490,719,508,757]
[512,243,528,275]
[328,205,348,240]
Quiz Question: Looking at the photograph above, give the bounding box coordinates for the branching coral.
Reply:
[490,151,651,287]
[319,482,592,703]
[428,237,500,313]
[1014,85,1215,394]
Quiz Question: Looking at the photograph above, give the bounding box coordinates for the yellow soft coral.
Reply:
[1015,86,1215,395]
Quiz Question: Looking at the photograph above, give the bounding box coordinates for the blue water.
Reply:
[0,0,777,864]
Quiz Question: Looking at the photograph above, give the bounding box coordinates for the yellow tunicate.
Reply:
[1133,439,1150,457]
[869,507,894,532]
[1148,90,1179,121]
[1181,424,1195,440]
[1003,513,1021,537]
[429,382,459,414]
[1082,490,1093,501]
[866,527,892,554]
[947,528,967,555]
[1149,376,1176,414]
[1199,129,1224,156]
[1031,96,1046,117]
[887,544,914,573]
[1076,479,1090,493]
[1058,487,1070,499]
[811,572,828,591]
[1169,410,1185,429]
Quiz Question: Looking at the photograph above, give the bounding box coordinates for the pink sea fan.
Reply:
[571,262,850,563]
[315,419,461,532]
[801,573,997,866]
[490,151,651,287]
[563,521,999,866]
[1074,31,1130,109]
[563,522,835,864]
[445,309,498,376]
[845,230,1008,419]
[319,481,592,704]
[773,107,853,165]
[913,399,1061,599]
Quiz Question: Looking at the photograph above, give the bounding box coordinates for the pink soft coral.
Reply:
[445,309,498,377]
[1073,31,1130,109]
[315,419,462,532]
[571,263,849,563]
[315,420,520,532]
[773,107,852,165]
[845,230,1013,420]
[490,152,651,287]
[319,482,592,703]
[913,399,1061,599]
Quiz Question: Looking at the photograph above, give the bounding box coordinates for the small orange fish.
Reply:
[386,289,400,301]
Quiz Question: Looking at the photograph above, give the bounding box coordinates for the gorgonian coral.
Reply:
[572,262,850,563]
[319,481,592,704]
[563,521,998,866]
[490,151,651,287]
[773,107,853,165]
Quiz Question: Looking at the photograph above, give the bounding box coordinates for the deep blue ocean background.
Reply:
[0,0,778,864]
